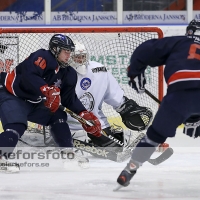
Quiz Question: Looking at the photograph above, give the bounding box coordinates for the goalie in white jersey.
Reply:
[67,41,153,148]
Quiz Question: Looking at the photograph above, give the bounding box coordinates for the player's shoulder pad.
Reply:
[89,60,107,73]
[33,49,48,56]
[62,65,77,77]
[66,65,79,79]
[31,49,57,69]
[67,65,77,74]
[31,49,55,61]
[61,66,78,85]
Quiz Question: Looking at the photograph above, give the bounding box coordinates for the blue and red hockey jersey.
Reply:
[128,35,200,93]
[0,49,85,114]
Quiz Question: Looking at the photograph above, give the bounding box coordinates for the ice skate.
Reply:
[117,159,138,187]
[61,148,90,170]
[0,156,20,173]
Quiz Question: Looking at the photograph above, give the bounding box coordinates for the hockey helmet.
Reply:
[186,19,200,36]
[69,40,89,75]
[49,34,75,67]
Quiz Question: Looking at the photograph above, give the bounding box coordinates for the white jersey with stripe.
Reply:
[68,60,124,130]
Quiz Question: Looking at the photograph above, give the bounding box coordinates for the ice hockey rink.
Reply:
[1,128,200,200]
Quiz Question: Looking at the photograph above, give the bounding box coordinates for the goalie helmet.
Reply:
[186,19,200,36]
[69,40,89,75]
[49,34,75,68]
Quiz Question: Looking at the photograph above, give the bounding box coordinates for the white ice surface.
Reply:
[1,128,200,200]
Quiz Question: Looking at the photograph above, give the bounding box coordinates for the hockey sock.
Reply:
[0,123,26,158]
[50,120,73,148]
[147,125,167,144]
[131,135,159,163]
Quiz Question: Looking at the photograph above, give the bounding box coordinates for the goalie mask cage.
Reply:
[0,27,163,131]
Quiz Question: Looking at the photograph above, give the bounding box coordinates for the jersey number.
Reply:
[188,44,200,60]
[34,57,46,69]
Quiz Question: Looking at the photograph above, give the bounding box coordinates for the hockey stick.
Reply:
[59,105,93,126]
[59,105,150,162]
[148,147,174,165]
[19,138,47,148]
[144,89,161,104]
[143,88,174,165]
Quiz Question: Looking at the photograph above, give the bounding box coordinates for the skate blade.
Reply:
[113,184,124,191]
[0,169,20,173]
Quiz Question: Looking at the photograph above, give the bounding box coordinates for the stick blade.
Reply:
[148,147,174,165]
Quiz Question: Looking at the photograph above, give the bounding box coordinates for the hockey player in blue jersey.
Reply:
[116,19,200,187]
[0,34,102,172]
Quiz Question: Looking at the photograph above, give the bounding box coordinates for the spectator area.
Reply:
[0,0,199,12]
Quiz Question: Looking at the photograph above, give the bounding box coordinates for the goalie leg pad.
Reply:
[102,126,124,146]
[87,133,123,152]
[61,148,90,169]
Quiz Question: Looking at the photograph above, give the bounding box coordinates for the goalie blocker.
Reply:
[116,96,153,131]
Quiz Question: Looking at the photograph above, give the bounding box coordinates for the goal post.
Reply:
[0,27,163,130]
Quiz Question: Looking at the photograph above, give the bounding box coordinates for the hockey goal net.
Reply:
[0,27,163,134]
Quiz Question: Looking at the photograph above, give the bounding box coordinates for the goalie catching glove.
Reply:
[79,111,101,137]
[40,85,60,112]
[127,66,146,94]
[116,96,152,131]
[183,115,200,138]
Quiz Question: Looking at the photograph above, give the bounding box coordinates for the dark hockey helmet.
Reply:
[49,34,75,67]
[186,19,200,36]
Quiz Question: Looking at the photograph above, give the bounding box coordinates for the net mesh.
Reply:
[0,28,163,134]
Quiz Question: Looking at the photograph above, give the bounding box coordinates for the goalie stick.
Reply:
[59,105,140,162]
[73,132,145,163]
[60,105,173,164]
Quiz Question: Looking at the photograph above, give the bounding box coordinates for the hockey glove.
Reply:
[116,97,153,131]
[79,111,102,137]
[40,85,60,112]
[183,115,200,138]
[129,72,146,94]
